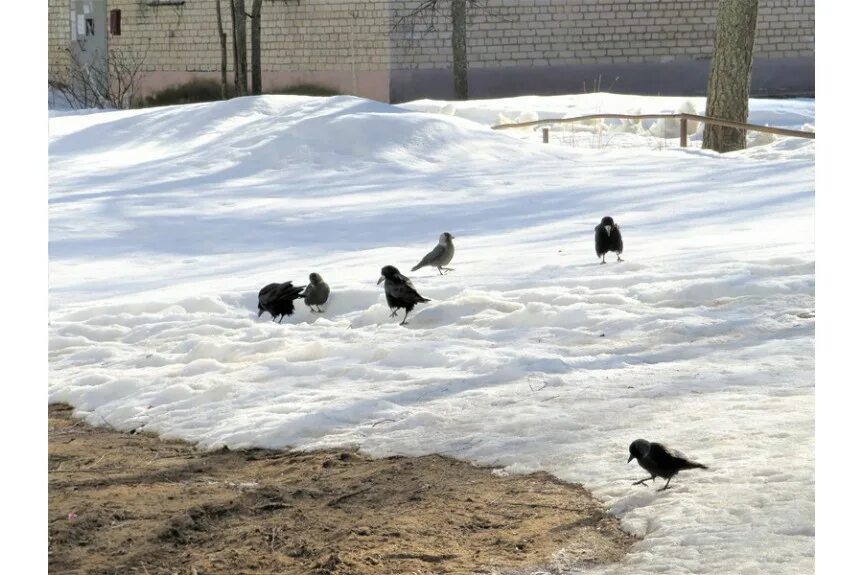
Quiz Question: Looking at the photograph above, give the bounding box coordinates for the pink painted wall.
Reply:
[138,70,391,103]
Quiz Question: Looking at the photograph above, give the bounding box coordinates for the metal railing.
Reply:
[491,112,815,147]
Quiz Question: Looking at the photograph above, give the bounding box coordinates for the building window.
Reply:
[110,10,121,36]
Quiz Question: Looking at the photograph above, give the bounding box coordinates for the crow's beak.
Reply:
[377,276,385,285]
[605,225,612,236]
[627,455,634,463]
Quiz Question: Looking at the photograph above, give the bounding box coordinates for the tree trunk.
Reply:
[703,0,759,153]
[229,0,238,91]
[450,0,468,100]
[232,0,248,97]
[251,0,263,95]
[216,0,228,99]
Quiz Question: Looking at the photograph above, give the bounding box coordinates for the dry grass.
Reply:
[49,403,636,575]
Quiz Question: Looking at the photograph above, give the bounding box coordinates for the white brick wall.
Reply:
[48,0,71,77]
[52,1,393,77]
[391,0,814,70]
[47,1,814,87]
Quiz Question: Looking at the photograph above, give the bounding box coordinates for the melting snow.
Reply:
[49,93,814,574]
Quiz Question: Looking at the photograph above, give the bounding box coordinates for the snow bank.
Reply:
[49,94,814,574]
[404,92,814,152]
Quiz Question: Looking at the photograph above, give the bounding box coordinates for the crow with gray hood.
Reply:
[412,232,455,275]
[301,272,330,313]
[302,273,329,313]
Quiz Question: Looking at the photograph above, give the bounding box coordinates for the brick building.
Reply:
[48,0,814,104]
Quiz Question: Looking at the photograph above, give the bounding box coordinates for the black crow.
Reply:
[257,281,305,323]
[412,232,455,275]
[301,272,330,313]
[595,216,624,264]
[377,265,431,325]
[628,439,708,491]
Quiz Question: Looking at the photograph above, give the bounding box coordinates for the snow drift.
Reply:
[49,94,814,574]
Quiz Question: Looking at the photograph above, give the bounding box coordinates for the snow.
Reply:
[48,93,814,573]
[405,92,814,155]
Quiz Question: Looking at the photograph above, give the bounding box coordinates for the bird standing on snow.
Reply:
[377,265,430,325]
[595,216,624,264]
[301,272,330,313]
[628,439,708,491]
[257,281,305,323]
[411,232,455,275]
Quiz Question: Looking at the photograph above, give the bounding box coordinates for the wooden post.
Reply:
[679,117,688,147]
[542,127,549,143]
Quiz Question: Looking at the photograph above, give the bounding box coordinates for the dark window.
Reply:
[110,9,121,36]
[85,18,94,37]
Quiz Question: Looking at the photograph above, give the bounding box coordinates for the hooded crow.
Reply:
[257,281,305,323]
[411,232,455,275]
[628,439,708,491]
[377,265,430,325]
[301,272,330,313]
[595,216,624,264]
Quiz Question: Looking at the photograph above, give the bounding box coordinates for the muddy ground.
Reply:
[48,403,636,574]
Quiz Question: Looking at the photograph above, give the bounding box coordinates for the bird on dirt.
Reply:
[411,232,455,275]
[301,272,330,313]
[595,216,624,264]
[377,265,431,325]
[257,281,305,323]
[628,439,708,491]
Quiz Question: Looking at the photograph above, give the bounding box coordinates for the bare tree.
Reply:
[393,1,482,100]
[703,0,760,153]
[251,0,263,95]
[450,0,468,100]
[248,1,299,96]
[231,0,249,96]
[49,46,148,110]
[230,0,239,91]
[216,0,229,99]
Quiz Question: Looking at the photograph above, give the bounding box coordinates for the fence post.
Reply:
[679,117,688,148]
[542,127,549,143]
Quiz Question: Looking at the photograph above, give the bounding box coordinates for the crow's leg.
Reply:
[617,253,624,262]
[316,306,323,313]
[400,310,411,326]
[601,254,607,264]
[632,476,654,487]
[278,316,284,324]
[437,267,445,275]
[389,309,399,318]
[441,267,454,273]
[657,477,673,491]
